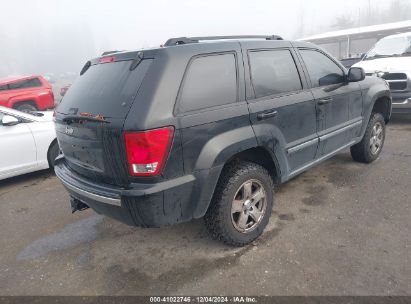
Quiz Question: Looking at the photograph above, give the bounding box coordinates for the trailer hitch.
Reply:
[70,197,90,213]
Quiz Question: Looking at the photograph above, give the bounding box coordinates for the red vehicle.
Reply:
[0,75,55,112]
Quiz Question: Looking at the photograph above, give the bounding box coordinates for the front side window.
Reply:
[8,78,42,90]
[300,49,344,87]
[179,53,237,113]
[0,84,8,91]
[249,49,302,98]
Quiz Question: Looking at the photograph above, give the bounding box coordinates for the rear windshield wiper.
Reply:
[62,115,110,124]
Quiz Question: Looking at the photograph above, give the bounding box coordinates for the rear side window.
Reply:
[58,59,153,118]
[300,49,344,87]
[249,49,302,98]
[0,84,8,91]
[179,53,237,113]
[8,78,42,90]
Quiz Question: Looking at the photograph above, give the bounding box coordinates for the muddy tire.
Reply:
[204,161,274,246]
[350,113,386,163]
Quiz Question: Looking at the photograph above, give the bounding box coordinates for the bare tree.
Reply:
[332,15,355,30]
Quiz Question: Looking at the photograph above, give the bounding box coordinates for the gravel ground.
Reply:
[0,114,410,296]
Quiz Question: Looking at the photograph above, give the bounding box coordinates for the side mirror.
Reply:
[348,67,365,82]
[2,115,20,126]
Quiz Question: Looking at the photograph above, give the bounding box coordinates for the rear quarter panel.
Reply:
[7,88,53,110]
[27,120,57,168]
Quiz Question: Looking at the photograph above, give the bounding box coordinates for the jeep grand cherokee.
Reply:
[54,35,391,246]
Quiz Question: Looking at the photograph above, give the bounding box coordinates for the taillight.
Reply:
[99,56,116,64]
[124,126,174,176]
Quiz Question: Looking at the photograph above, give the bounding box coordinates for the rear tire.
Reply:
[204,161,274,246]
[350,113,386,163]
[15,103,37,112]
[47,141,60,168]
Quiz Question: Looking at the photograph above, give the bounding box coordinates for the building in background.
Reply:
[300,20,411,60]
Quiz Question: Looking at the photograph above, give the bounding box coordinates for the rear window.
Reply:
[249,49,302,98]
[58,59,153,118]
[8,78,42,90]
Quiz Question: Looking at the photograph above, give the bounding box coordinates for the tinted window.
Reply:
[300,49,344,87]
[179,53,237,112]
[249,49,302,98]
[0,84,8,91]
[57,59,153,118]
[9,78,42,90]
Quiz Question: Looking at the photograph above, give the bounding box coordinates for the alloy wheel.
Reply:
[231,179,267,233]
[369,121,384,155]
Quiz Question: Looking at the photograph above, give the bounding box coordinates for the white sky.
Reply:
[0,0,405,76]
[1,0,394,52]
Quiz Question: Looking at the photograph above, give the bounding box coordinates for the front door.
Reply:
[298,48,362,157]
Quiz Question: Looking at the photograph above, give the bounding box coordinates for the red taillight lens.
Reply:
[99,56,116,64]
[124,126,174,176]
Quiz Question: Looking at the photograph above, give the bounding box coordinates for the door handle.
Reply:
[257,110,278,120]
[317,97,333,105]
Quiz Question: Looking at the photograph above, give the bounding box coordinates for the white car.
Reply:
[0,106,59,180]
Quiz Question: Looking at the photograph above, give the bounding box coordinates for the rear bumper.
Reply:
[55,157,198,227]
[391,91,411,114]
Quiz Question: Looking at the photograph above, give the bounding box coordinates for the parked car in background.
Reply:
[339,56,363,68]
[54,35,391,246]
[0,75,55,112]
[60,84,71,97]
[353,32,411,113]
[0,106,59,180]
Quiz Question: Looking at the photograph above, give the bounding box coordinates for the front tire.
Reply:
[204,161,274,246]
[350,113,386,163]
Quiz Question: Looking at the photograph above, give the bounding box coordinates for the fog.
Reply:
[0,0,410,77]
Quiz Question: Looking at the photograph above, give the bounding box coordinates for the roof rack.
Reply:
[101,50,123,56]
[164,35,283,46]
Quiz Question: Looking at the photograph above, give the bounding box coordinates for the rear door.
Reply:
[243,42,319,174]
[297,48,362,157]
[55,56,153,186]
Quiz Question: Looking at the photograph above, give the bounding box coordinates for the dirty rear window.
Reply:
[58,59,152,118]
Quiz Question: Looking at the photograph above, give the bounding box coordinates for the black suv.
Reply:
[55,35,391,246]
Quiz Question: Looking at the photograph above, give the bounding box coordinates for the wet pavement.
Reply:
[0,115,410,295]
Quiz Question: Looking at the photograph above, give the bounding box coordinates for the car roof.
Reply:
[96,38,314,63]
[0,75,43,85]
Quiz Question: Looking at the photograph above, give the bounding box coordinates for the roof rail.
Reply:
[164,35,283,46]
[101,50,123,56]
